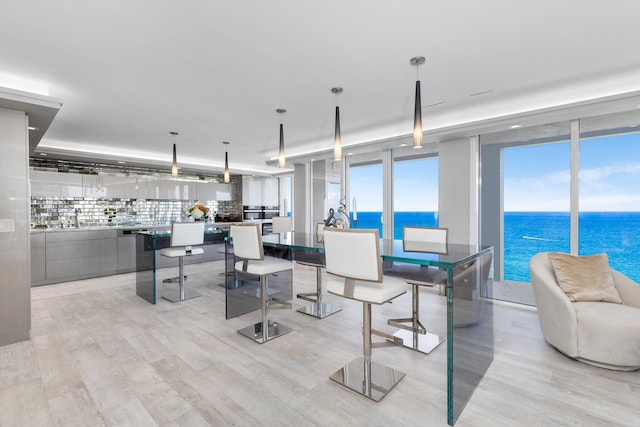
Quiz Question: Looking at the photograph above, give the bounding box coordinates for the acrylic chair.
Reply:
[324,228,408,401]
[384,226,448,354]
[295,223,342,318]
[158,222,205,302]
[231,224,293,343]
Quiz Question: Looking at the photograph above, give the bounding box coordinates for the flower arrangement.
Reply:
[187,202,210,220]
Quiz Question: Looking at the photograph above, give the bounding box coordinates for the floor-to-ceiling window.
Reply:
[349,161,383,235]
[482,110,640,305]
[393,155,439,239]
[579,132,640,282]
[503,141,570,282]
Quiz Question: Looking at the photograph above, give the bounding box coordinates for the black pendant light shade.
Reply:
[222,141,230,183]
[277,108,286,168]
[332,87,343,161]
[170,131,178,177]
[410,56,425,148]
[413,80,423,148]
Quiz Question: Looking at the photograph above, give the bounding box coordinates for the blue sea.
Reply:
[351,211,640,283]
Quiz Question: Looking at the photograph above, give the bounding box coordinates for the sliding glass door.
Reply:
[579,132,640,282]
[393,156,439,239]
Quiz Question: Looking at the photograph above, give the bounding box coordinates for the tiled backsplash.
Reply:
[29,158,243,228]
[31,197,243,228]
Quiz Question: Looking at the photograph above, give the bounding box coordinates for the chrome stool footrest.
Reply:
[296,291,318,303]
[163,275,187,284]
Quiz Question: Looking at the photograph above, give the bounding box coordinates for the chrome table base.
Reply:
[330,357,405,402]
[237,320,292,344]
[392,329,444,354]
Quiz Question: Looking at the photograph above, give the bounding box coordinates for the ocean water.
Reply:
[351,211,640,283]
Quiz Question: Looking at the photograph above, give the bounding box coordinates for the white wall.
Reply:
[438,137,479,245]
[0,107,31,346]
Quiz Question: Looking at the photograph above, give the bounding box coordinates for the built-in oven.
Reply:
[243,206,263,221]
[261,222,273,235]
[262,206,279,220]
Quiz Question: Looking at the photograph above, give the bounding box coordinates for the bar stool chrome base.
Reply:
[392,329,444,354]
[297,302,342,318]
[162,288,201,303]
[296,263,341,319]
[329,357,405,402]
[237,320,293,344]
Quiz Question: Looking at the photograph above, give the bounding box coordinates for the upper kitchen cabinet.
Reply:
[242,176,279,207]
[30,170,83,198]
[146,178,196,200]
[262,178,279,207]
[196,182,234,201]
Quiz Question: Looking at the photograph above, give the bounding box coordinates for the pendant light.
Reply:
[170,131,179,177]
[332,87,343,160]
[222,141,230,183]
[410,56,425,148]
[276,108,286,168]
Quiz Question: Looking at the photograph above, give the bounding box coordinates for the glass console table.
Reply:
[224,232,494,425]
[135,226,229,304]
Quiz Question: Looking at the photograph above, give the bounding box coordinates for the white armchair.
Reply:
[530,252,640,371]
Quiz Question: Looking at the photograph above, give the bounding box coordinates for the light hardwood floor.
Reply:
[1,261,639,426]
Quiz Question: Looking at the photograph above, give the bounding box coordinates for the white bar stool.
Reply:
[385,226,448,354]
[158,222,205,302]
[232,224,293,344]
[295,223,341,318]
[324,228,408,402]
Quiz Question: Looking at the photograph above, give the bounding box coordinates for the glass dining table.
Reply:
[223,231,494,426]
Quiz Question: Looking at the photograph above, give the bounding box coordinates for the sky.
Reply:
[349,157,438,212]
[504,132,640,211]
[348,132,640,212]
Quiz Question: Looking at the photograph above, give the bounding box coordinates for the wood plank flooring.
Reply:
[1,261,639,426]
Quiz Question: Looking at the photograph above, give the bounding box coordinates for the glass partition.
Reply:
[449,248,494,425]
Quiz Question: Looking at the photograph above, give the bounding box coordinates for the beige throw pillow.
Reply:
[547,252,622,303]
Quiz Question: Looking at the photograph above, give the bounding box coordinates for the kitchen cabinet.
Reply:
[242,176,279,206]
[30,233,46,284]
[30,170,83,198]
[45,229,117,283]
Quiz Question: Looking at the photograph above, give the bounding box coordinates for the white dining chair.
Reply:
[231,224,293,343]
[384,226,448,354]
[271,216,293,233]
[324,228,408,401]
[158,222,205,302]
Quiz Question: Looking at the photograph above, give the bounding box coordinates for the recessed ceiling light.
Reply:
[39,153,47,156]
[509,124,522,129]
[117,161,126,164]
[347,152,354,156]
[28,126,38,131]
[399,143,408,147]
[424,101,445,108]
[469,89,494,97]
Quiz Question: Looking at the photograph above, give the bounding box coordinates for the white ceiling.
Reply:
[3,1,640,175]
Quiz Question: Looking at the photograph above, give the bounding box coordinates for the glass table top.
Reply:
[257,232,491,268]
